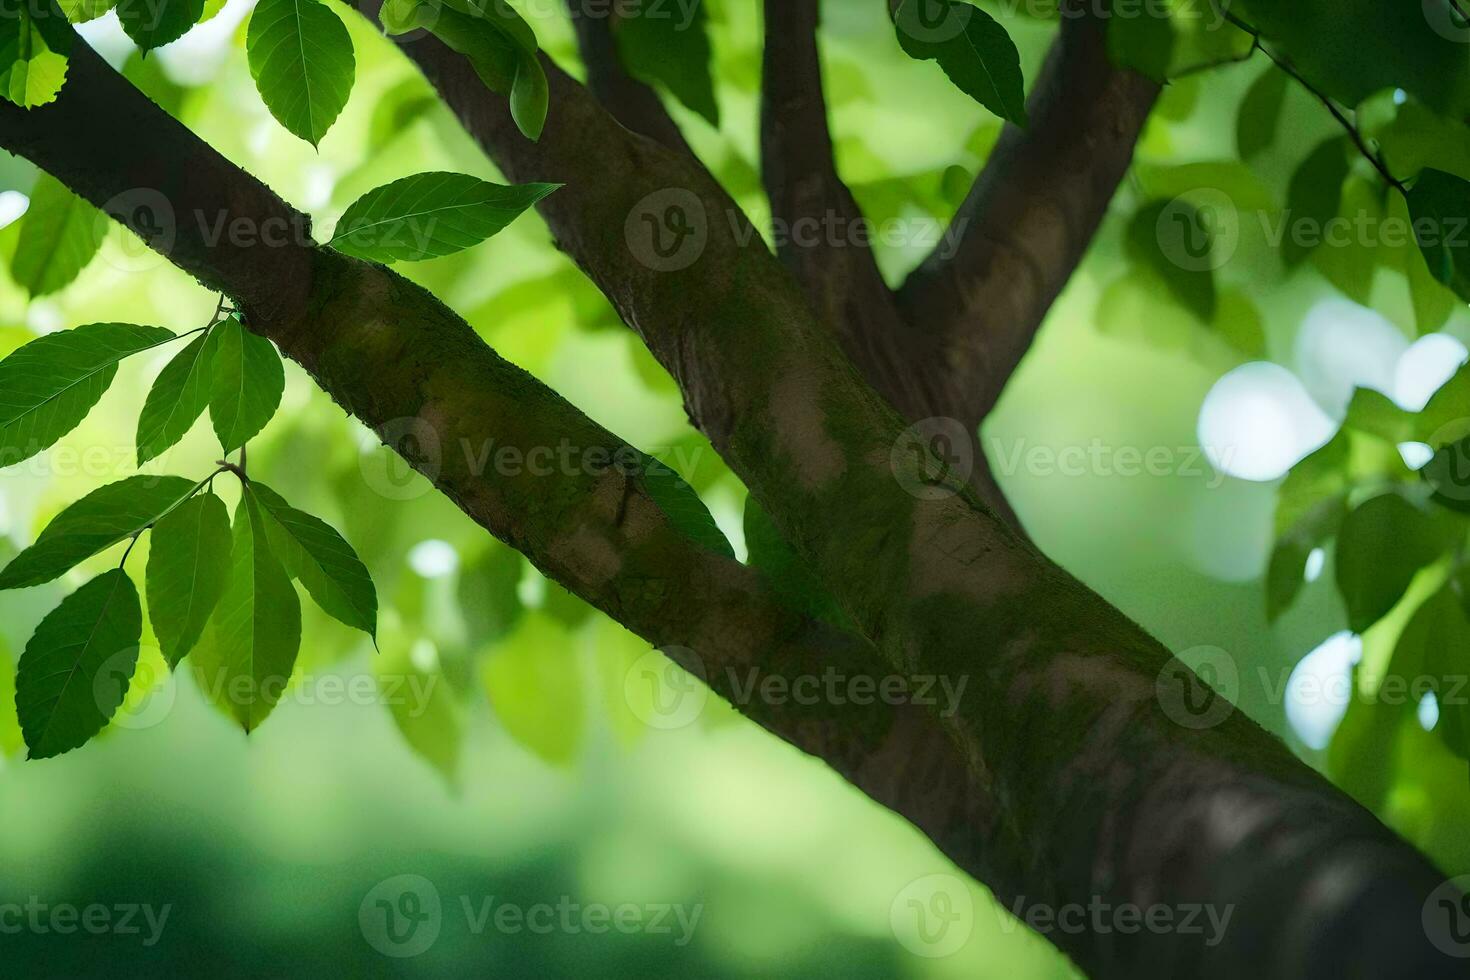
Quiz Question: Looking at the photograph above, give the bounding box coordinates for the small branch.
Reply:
[564,0,692,154]
[1222,11,1407,193]
[896,11,1160,427]
[1172,38,1258,78]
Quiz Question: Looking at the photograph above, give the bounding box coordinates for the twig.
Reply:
[1222,10,1408,194]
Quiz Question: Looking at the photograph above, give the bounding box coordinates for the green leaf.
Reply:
[1126,200,1216,322]
[382,0,545,141]
[1236,68,1288,160]
[1391,585,1470,759]
[0,0,73,108]
[136,329,214,466]
[57,0,117,21]
[329,172,558,262]
[509,49,548,141]
[1418,361,1470,446]
[1389,191,1457,335]
[744,496,847,627]
[1335,492,1443,633]
[193,489,301,732]
[16,569,141,759]
[482,612,582,766]
[893,0,1026,124]
[1406,168,1470,303]
[251,481,376,639]
[10,173,105,297]
[246,0,356,147]
[1265,494,1345,623]
[642,459,733,558]
[1421,435,1470,514]
[613,0,719,126]
[1235,0,1470,122]
[1282,137,1349,267]
[0,475,197,590]
[115,0,206,51]
[1106,2,1174,82]
[207,315,284,453]
[145,493,232,667]
[0,323,175,468]
[1275,432,1348,536]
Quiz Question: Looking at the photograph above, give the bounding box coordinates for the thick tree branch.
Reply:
[0,39,1000,891]
[366,21,1460,979]
[761,0,1022,529]
[563,0,692,154]
[897,10,1160,425]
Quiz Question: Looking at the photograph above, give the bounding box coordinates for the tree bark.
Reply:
[1,29,1462,980]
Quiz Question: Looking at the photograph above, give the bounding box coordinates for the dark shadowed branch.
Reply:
[897,10,1160,426]
[563,0,693,154]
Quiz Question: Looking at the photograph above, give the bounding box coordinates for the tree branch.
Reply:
[761,0,1022,530]
[897,10,1160,425]
[362,19,1461,977]
[563,0,692,154]
[0,38,998,891]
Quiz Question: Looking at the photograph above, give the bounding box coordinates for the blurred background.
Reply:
[1,1,1468,976]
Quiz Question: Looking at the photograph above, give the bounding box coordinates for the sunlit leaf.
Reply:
[193,489,301,732]
[207,315,284,454]
[0,475,198,590]
[136,329,214,466]
[0,322,174,468]
[146,492,232,667]
[10,173,105,296]
[246,0,356,147]
[330,172,558,263]
[251,481,376,640]
[0,0,72,108]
